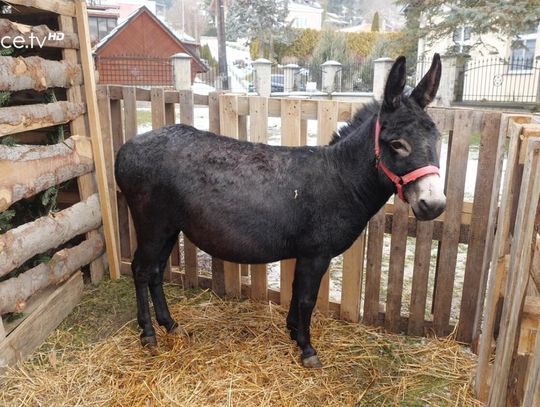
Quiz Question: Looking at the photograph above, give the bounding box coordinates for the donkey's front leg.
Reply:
[291,256,330,368]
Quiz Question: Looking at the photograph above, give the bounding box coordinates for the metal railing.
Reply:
[96,56,173,86]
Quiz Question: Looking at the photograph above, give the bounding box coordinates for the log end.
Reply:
[0,188,12,212]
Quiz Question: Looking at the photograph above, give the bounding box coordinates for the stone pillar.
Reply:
[440,54,469,106]
[372,57,394,102]
[321,60,342,94]
[253,58,272,97]
[171,52,192,91]
[283,63,299,93]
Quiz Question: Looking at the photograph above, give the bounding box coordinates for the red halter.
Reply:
[374,118,440,202]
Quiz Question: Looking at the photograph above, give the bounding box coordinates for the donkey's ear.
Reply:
[410,53,442,109]
[382,56,407,111]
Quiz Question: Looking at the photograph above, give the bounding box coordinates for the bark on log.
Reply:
[0,135,94,211]
[0,19,79,49]
[0,101,86,136]
[0,193,101,278]
[0,56,82,91]
[0,234,104,315]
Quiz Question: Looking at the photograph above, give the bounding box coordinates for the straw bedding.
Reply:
[0,282,481,406]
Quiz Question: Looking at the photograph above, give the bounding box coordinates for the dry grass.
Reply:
[0,280,481,406]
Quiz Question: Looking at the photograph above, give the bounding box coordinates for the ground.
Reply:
[0,277,481,406]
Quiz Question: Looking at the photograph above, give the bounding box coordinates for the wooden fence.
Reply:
[99,87,512,344]
[474,120,540,406]
[0,0,118,368]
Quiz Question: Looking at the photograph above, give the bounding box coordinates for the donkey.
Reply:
[115,54,445,368]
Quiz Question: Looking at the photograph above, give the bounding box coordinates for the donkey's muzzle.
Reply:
[404,174,446,221]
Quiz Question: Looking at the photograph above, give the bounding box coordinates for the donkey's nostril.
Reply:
[418,199,429,212]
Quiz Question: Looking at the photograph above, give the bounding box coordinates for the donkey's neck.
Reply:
[329,116,394,223]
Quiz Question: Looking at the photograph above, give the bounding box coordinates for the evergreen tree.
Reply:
[398,0,540,44]
[371,12,380,32]
[226,0,288,58]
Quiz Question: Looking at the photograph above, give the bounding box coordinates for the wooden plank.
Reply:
[408,220,435,335]
[96,86,120,266]
[59,14,105,284]
[315,100,338,314]
[488,139,540,407]
[151,87,166,129]
[280,98,302,308]
[432,110,473,336]
[219,94,241,297]
[163,102,180,269]
[75,0,120,279]
[457,112,502,342]
[0,101,85,136]
[363,207,386,325]
[0,317,5,341]
[248,96,269,301]
[208,92,225,295]
[179,90,198,289]
[5,0,76,16]
[340,233,365,322]
[122,86,138,259]
[472,115,530,344]
[523,323,540,407]
[0,271,83,370]
[475,121,525,400]
[385,198,409,332]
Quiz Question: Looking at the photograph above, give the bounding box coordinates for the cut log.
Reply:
[0,234,103,315]
[3,0,76,17]
[0,101,85,136]
[0,56,82,92]
[0,19,79,49]
[0,193,101,278]
[0,135,94,211]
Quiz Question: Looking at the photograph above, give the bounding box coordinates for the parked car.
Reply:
[248,74,286,92]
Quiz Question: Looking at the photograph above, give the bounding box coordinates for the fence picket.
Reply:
[385,198,409,332]
[408,220,435,335]
[316,100,338,314]
[280,99,302,308]
[433,110,473,336]
[123,86,138,259]
[219,94,241,297]
[248,96,269,301]
[340,233,365,322]
[363,207,386,325]
[179,90,198,288]
[457,112,502,343]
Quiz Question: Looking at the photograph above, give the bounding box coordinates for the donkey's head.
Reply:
[377,54,446,221]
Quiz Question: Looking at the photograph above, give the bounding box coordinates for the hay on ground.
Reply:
[0,289,481,406]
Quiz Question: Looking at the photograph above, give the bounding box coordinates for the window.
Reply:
[452,26,472,53]
[510,36,537,71]
[88,16,117,42]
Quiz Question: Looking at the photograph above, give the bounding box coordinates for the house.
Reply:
[94,6,207,86]
[286,1,323,30]
[414,9,540,104]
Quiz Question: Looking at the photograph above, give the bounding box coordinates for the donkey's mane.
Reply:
[329,101,379,145]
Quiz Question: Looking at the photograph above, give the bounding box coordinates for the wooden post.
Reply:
[363,208,385,325]
[219,94,241,297]
[340,234,365,322]
[475,120,528,399]
[488,138,540,407]
[315,100,338,315]
[75,0,120,279]
[248,96,269,301]
[179,90,198,289]
[280,99,302,307]
[209,91,225,296]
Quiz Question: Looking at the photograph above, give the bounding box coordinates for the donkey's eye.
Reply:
[389,139,411,156]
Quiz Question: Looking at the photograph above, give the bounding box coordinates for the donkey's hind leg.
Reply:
[148,232,188,337]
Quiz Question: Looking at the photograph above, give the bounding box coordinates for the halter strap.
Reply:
[374,117,440,202]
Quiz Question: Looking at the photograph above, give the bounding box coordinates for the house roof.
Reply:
[94,5,204,70]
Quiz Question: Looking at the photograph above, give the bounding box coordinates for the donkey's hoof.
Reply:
[141,335,158,356]
[168,322,190,338]
[302,355,323,368]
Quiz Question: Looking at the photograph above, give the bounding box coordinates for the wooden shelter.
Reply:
[0,0,119,367]
[94,6,207,86]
